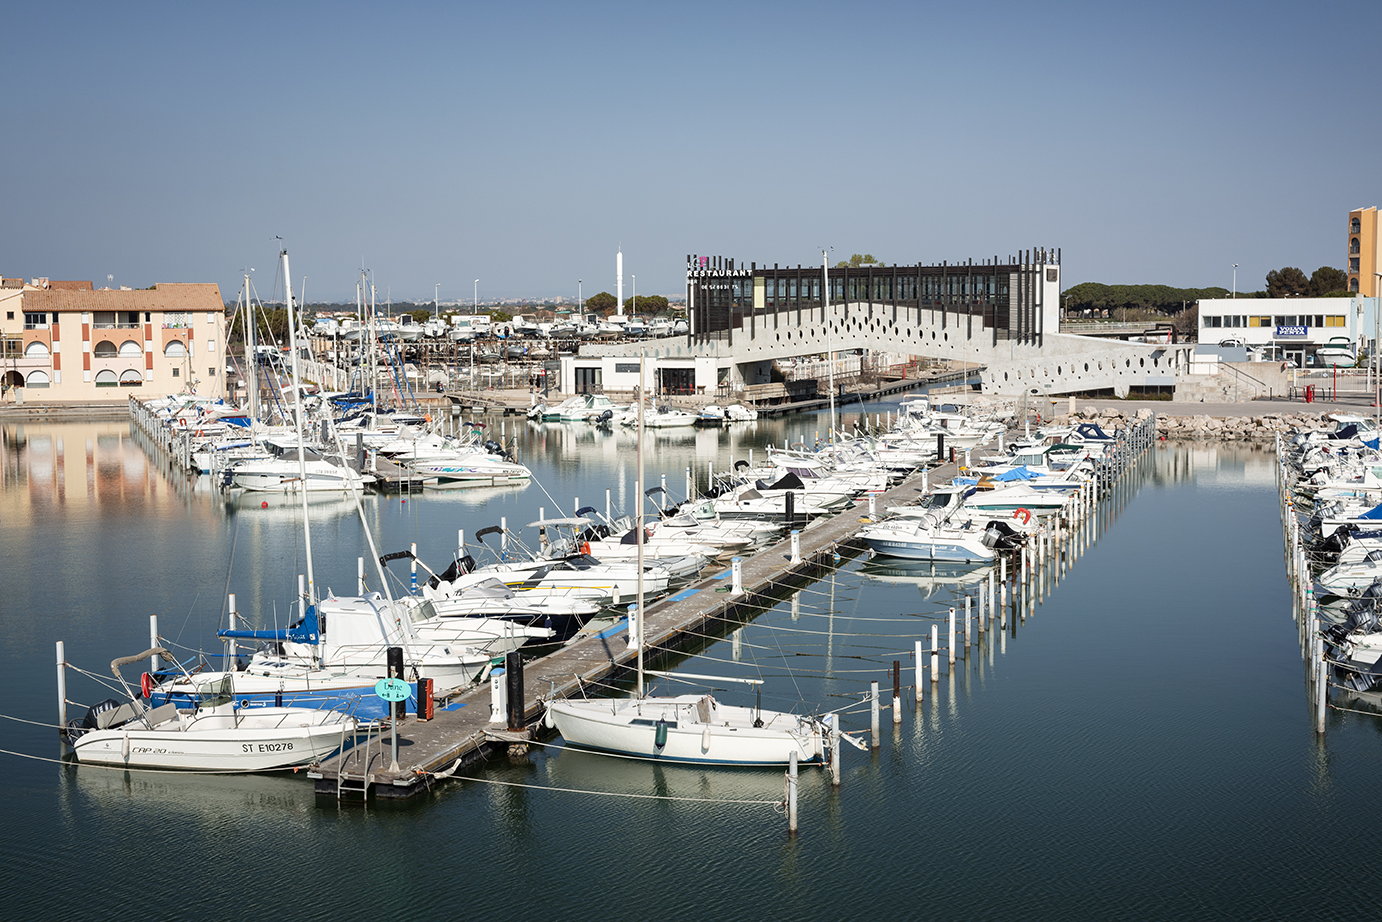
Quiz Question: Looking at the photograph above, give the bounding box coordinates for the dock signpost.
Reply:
[376,678,409,771]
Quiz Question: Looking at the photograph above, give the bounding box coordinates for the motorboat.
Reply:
[66,649,355,772]
[223,448,377,493]
[1316,337,1357,368]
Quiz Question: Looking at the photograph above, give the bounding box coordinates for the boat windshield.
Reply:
[195,674,235,709]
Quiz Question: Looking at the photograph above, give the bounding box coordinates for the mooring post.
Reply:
[410,541,418,593]
[787,751,799,834]
[505,650,525,732]
[989,567,997,627]
[227,593,237,667]
[870,681,880,748]
[149,615,158,675]
[731,557,743,595]
[947,606,956,666]
[931,624,939,683]
[978,582,986,633]
[868,493,876,518]
[915,640,924,703]
[965,595,973,647]
[830,714,841,787]
[501,516,508,558]
[56,640,66,731]
[791,530,801,564]
[358,556,366,594]
[892,661,902,724]
[686,466,692,500]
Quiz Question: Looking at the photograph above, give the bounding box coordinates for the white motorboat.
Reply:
[66,650,355,772]
[1316,337,1357,368]
[225,451,376,492]
[859,517,1000,563]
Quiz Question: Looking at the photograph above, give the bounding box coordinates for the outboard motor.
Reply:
[65,697,124,742]
[596,409,614,426]
[483,439,504,455]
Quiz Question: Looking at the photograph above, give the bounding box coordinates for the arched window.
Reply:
[26,370,50,388]
[1351,278,1360,292]
[118,369,143,386]
[1352,237,1361,255]
[119,340,143,356]
[93,341,118,357]
[1353,218,1362,233]
[164,340,187,357]
[94,369,118,388]
[24,341,50,357]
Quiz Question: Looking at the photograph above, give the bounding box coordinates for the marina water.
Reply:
[2,407,1378,920]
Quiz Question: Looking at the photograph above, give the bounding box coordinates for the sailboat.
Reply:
[543,356,836,766]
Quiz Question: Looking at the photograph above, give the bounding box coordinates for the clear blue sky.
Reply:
[3,1,1375,304]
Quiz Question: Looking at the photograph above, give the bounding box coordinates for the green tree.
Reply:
[409,308,431,323]
[1308,267,1348,297]
[585,291,617,315]
[624,294,670,314]
[1265,267,1309,298]
[834,253,879,269]
[1061,282,1229,316]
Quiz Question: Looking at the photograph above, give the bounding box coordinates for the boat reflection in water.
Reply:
[860,558,993,599]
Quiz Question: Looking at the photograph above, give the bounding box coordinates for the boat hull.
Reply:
[548,696,824,766]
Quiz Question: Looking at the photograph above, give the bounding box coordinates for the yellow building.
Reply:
[1,277,227,404]
[1349,207,1381,296]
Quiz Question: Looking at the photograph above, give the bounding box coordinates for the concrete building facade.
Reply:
[1,277,227,404]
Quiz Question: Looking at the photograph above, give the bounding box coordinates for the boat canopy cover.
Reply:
[957,467,1039,485]
[1364,437,1381,450]
[1359,503,1382,520]
[757,472,806,491]
[1074,423,1114,441]
[1329,424,1361,441]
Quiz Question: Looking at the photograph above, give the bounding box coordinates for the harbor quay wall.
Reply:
[1067,406,1345,442]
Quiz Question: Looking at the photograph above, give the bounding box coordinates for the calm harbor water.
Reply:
[3,408,1379,921]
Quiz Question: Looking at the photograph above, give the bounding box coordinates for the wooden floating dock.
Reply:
[308,459,958,799]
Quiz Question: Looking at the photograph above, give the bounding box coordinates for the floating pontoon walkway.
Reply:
[308,460,956,800]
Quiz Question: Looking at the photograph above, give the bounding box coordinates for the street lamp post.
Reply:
[578,279,583,314]
[434,283,439,318]
[473,279,479,315]
[631,274,635,317]
[1232,264,1238,299]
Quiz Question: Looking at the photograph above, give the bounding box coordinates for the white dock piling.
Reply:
[149,615,158,674]
[358,556,366,594]
[501,516,508,557]
[791,530,801,564]
[829,714,841,787]
[915,640,924,702]
[965,595,973,648]
[410,542,418,592]
[605,489,611,523]
[731,627,742,661]
[931,625,939,683]
[227,593,237,666]
[893,661,902,725]
[870,681,880,748]
[948,606,956,666]
[685,466,692,500]
[787,751,799,834]
[868,494,876,518]
[989,568,997,627]
[56,641,66,730]
[731,557,743,595]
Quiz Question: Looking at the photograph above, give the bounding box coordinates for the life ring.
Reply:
[140,672,154,699]
[1013,507,1032,524]
[581,541,591,556]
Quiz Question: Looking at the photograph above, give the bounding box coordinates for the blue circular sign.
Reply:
[374,678,410,702]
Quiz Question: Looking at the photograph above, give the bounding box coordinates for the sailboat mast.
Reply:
[823,250,836,444]
[244,273,258,424]
[635,352,645,697]
[282,249,316,607]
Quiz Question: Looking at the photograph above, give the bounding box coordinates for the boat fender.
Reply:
[121,731,130,761]
[1013,507,1032,524]
[140,672,154,699]
[655,718,669,749]
[701,726,711,752]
